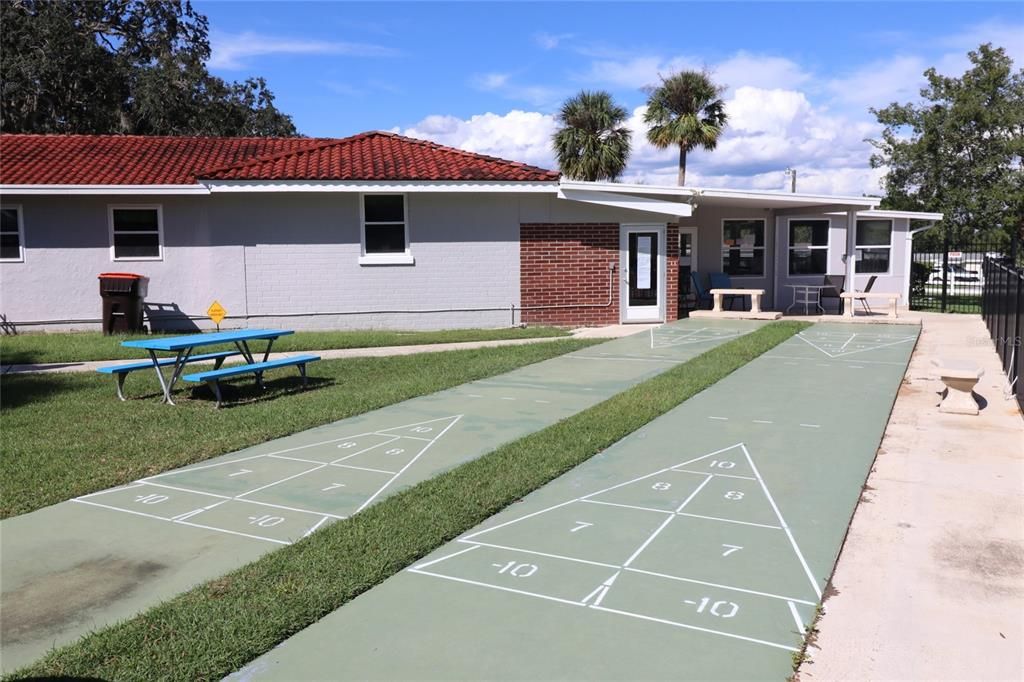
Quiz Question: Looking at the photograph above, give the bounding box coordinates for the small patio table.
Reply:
[121,328,294,404]
[784,284,829,315]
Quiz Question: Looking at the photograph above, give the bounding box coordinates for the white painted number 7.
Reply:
[721,544,743,557]
[570,521,593,533]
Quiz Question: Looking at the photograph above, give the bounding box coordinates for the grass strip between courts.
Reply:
[11,321,809,681]
[0,326,569,365]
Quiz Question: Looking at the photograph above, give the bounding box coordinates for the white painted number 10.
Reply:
[493,561,538,577]
[685,597,739,618]
[708,460,736,469]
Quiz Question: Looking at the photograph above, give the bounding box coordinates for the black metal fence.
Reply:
[981,257,1023,412]
[910,236,1006,313]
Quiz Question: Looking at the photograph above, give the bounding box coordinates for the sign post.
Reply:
[206,300,227,331]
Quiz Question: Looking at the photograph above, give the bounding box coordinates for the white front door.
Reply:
[620,224,666,322]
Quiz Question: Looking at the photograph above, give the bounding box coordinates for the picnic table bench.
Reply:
[97,328,319,406]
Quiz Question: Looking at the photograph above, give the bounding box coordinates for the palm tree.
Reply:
[552,90,631,182]
[643,70,728,186]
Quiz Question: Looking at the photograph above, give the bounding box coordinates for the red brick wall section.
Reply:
[520,223,620,326]
[666,223,680,322]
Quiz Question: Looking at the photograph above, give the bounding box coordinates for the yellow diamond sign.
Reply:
[206,300,227,325]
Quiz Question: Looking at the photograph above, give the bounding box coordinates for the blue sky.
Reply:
[199,1,1023,194]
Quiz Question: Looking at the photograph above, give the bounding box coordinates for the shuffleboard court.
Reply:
[0,319,759,673]
[229,323,919,681]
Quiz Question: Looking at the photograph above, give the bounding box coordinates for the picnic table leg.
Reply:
[115,373,128,402]
[148,350,177,405]
[237,340,265,390]
[209,380,224,408]
[298,363,308,389]
[167,347,194,394]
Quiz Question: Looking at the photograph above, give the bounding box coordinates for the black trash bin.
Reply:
[98,273,147,335]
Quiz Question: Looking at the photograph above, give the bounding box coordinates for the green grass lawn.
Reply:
[911,293,982,313]
[11,322,809,682]
[0,326,569,365]
[0,339,595,518]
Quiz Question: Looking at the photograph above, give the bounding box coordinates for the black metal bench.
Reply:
[96,351,240,401]
[181,354,321,407]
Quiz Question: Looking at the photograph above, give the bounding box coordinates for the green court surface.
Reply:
[0,320,759,673]
[228,323,919,681]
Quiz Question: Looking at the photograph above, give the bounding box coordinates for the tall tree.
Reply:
[0,0,298,136]
[552,90,631,181]
[643,70,728,186]
[870,44,1023,245]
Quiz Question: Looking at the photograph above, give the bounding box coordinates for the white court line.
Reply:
[580,499,673,515]
[534,399,551,404]
[457,540,621,570]
[466,394,483,398]
[788,600,805,632]
[578,444,745,502]
[236,464,327,498]
[73,498,179,522]
[589,606,799,652]
[329,463,397,475]
[839,333,856,351]
[174,519,290,545]
[500,397,517,401]
[137,481,230,499]
[672,469,755,481]
[354,415,463,513]
[75,481,146,499]
[269,453,336,466]
[331,435,402,464]
[412,544,480,570]
[764,354,906,366]
[140,452,270,480]
[621,476,711,569]
[408,568,585,607]
[676,512,782,530]
[753,420,774,424]
[568,356,681,363]
[741,444,822,600]
[302,516,331,538]
[799,424,821,429]
[462,499,579,541]
[623,567,817,606]
[233,498,346,520]
[708,416,729,421]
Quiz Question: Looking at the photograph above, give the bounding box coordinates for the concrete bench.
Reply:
[840,291,900,319]
[932,359,984,415]
[710,288,765,314]
[97,350,240,401]
[182,354,320,408]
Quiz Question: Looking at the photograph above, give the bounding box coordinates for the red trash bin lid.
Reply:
[97,272,143,279]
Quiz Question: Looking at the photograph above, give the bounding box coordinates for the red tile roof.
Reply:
[0,131,559,185]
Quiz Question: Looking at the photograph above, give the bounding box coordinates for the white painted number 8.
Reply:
[652,482,672,491]
[724,491,744,500]
[411,427,432,433]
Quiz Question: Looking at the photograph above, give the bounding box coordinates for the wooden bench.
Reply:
[710,288,765,314]
[182,354,320,407]
[97,350,240,401]
[840,291,900,319]
[932,359,984,415]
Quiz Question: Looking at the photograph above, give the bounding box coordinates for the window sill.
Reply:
[359,253,415,266]
[112,257,163,262]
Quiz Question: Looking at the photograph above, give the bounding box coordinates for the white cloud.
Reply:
[397,111,558,168]
[938,19,1024,65]
[577,56,696,89]
[209,31,399,70]
[470,73,563,107]
[534,32,574,50]
[826,55,928,110]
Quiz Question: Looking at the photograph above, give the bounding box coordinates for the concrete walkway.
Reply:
[1,326,656,375]
[801,312,1024,681]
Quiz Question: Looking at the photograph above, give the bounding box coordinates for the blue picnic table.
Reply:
[112,329,295,405]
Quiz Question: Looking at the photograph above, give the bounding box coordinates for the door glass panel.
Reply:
[629,232,658,307]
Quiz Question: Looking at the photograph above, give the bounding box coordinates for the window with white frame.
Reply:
[856,219,892,273]
[0,205,25,262]
[361,194,411,263]
[788,219,829,275]
[721,219,765,276]
[109,206,162,260]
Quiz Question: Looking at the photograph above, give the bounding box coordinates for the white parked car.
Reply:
[927,263,983,286]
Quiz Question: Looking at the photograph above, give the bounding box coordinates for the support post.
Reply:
[845,208,858,316]
[941,231,950,313]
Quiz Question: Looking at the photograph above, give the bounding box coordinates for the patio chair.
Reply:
[857,275,878,314]
[821,274,846,314]
[709,272,745,310]
[690,272,713,309]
